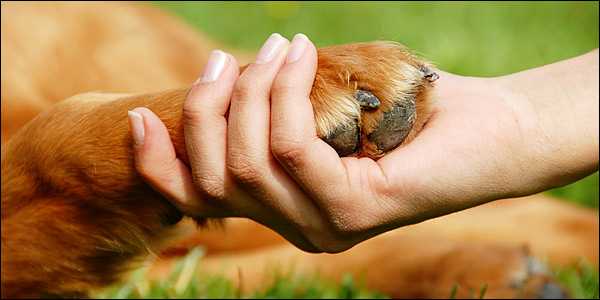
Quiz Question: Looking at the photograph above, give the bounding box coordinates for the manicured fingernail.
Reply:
[128,110,145,146]
[255,33,287,64]
[196,50,228,84]
[286,33,309,63]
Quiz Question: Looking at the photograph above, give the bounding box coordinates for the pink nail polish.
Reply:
[128,110,145,146]
[196,50,228,84]
[286,33,308,63]
[255,33,287,64]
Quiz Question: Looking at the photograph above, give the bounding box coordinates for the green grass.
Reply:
[96,247,387,299]
[548,172,599,209]
[157,1,598,76]
[97,246,599,299]
[555,259,600,299]
[448,283,489,299]
[115,2,599,298]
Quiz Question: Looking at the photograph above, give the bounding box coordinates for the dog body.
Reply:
[1,2,597,298]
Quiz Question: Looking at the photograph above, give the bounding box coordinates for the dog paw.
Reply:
[310,42,437,158]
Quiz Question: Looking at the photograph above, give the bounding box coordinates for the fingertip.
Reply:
[307,35,318,60]
[226,53,240,76]
[128,107,170,149]
[127,109,145,147]
[286,33,316,65]
[186,51,239,116]
[129,106,175,161]
[194,50,229,84]
[276,33,317,95]
[192,50,239,87]
[270,33,318,140]
[130,106,155,118]
[130,107,165,140]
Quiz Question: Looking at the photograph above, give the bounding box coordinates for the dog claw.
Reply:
[355,90,381,110]
[420,65,439,82]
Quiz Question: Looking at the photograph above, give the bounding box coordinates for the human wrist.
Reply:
[412,73,540,203]
[493,52,599,194]
[470,76,546,199]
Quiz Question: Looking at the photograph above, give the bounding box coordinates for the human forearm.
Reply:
[497,49,599,194]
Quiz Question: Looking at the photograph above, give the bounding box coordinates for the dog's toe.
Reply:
[365,99,416,153]
[420,65,440,83]
[322,119,360,156]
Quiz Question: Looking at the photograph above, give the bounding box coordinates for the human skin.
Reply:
[130,33,598,252]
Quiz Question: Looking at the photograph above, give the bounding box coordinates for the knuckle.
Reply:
[182,102,207,125]
[226,144,268,188]
[232,77,256,100]
[271,140,306,169]
[271,79,295,98]
[226,155,263,186]
[191,172,225,201]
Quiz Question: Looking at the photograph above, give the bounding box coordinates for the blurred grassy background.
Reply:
[156,1,599,209]
[156,1,598,76]
[102,2,598,299]
[97,248,388,299]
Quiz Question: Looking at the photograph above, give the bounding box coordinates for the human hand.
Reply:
[131,31,598,252]
[130,33,356,252]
